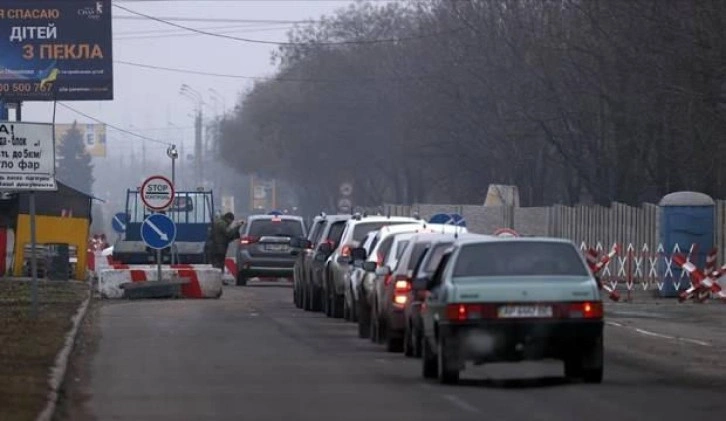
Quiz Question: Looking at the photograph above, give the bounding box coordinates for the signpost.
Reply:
[141,213,177,283]
[140,175,176,279]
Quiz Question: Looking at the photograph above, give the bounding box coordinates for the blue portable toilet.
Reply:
[658,191,715,298]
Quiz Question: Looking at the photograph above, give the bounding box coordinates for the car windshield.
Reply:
[352,221,414,242]
[248,219,304,238]
[453,242,589,278]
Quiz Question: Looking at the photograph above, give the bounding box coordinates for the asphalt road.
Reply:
[79,283,726,421]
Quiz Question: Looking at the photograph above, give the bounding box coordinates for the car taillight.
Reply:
[240,236,258,245]
[393,276,411,307]
[445,303,498,322]
[566,302,603,319]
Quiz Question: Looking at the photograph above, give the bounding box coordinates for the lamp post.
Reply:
[179,84,204,187]
[166,143,179,265]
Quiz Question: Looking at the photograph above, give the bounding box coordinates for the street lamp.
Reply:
[179,84,205,187]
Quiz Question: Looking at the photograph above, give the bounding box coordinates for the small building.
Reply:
[0,182,99,280]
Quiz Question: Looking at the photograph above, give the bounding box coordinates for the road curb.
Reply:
[35,290,92,421]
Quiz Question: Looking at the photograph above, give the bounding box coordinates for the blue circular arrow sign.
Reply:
[112,212,129,233]
[140,213,177,250]
[428,213,467,227]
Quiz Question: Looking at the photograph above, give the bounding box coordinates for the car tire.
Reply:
[421,338,438,379]
[357,295,370,338]
[386,336,404,353]
[236,271,248,286]
[303,285,313,311]
[437,339,460,385]
[312,287,323,312]
[565,337,603,384]
[343,296,351,321]
[332,294,344,318]
[403,325,414,357]
[414,329,423,358]
[323,287,332,317]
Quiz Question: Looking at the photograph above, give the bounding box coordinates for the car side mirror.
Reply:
[318,242,333,254]
[362,261,377,272]
[351,247,367,262]
[290,237,311,249]
[375,266,391,276]
[412,275,429,291]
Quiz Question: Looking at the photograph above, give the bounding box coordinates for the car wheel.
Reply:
[323,287,332,317]
[437,338,460,385]
[343,295,351,321]
[369,308,379,343]
[312,287,323,312]
[236,271,248,286]
[386,336,404,353]
[421,337,438,379]
[332,294,344,319]
[357,294,370,338]
[565,337,603,384]
[303,285,312,311]
[414,328,423,358]
[403,325,414,357]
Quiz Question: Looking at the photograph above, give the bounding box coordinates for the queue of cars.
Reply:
[285,213,604,385]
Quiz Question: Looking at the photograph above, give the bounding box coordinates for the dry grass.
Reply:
[0,280,88,421]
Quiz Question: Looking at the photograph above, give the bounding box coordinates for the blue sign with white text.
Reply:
[140,213,177,250]
[0,0,113,101]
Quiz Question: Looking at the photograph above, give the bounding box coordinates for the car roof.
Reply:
[409,232,488,243]
[321,214,352,222]
[348,216,420,224]
[453,236,575,246]
[248,214,304,222]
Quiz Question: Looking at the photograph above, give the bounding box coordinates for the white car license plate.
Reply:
[265,244,286,252]
[497,305,553,318]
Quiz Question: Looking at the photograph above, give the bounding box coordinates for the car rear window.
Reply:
[424,242,454,272]
[453,242,589,277]
[326,221,347,244]
[407,243,431,271]
[352,221,414,242]
[248,219,304,238]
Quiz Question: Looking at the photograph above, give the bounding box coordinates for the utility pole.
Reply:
[195,108,202,186]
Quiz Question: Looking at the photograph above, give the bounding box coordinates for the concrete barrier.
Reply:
[99,264,223,299]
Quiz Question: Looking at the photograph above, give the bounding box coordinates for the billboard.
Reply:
[0,121,57,191]
[0,1,113,101]
[54,123,106,157]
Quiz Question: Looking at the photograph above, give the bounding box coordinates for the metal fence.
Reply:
[372,200,726,271]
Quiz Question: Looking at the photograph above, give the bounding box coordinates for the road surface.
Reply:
[73,283,726,421]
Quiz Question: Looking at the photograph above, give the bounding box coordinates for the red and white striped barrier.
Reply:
[672,254,725,303]
[98,264,223,299]
[585,245,621,302]
[579,242,721,299]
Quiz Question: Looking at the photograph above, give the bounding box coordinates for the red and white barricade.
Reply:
[98,264,223,299]
[579,241,722,303]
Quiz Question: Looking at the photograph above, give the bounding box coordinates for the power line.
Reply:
[113,4,460,46]
[115,24,293,40]
[114,59,439,83]
[113,16,314,24]
[58,103,171,146]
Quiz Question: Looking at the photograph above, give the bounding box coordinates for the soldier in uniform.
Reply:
[208,212,242,269]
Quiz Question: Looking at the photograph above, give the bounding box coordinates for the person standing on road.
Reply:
[209,212,242,269]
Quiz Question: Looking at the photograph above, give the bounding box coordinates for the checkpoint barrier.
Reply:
[578,241,723,303]
[98,264,222,299]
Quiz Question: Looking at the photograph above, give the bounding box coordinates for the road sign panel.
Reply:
[112,212,129,233]
[141,213,177,250]
[340,182,353,197]
[141,175,175,210]
[429,213,466,227]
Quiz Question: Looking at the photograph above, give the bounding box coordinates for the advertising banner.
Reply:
[0,1,113,101]
[0,121,57,191]
[55,122,106,157]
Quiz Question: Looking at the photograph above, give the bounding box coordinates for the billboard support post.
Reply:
[0,100,7,121]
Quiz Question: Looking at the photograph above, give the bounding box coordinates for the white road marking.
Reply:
[607,321,712,347]
[443,394,480,414]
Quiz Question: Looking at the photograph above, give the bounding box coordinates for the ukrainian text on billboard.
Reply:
[0,1,113,101]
